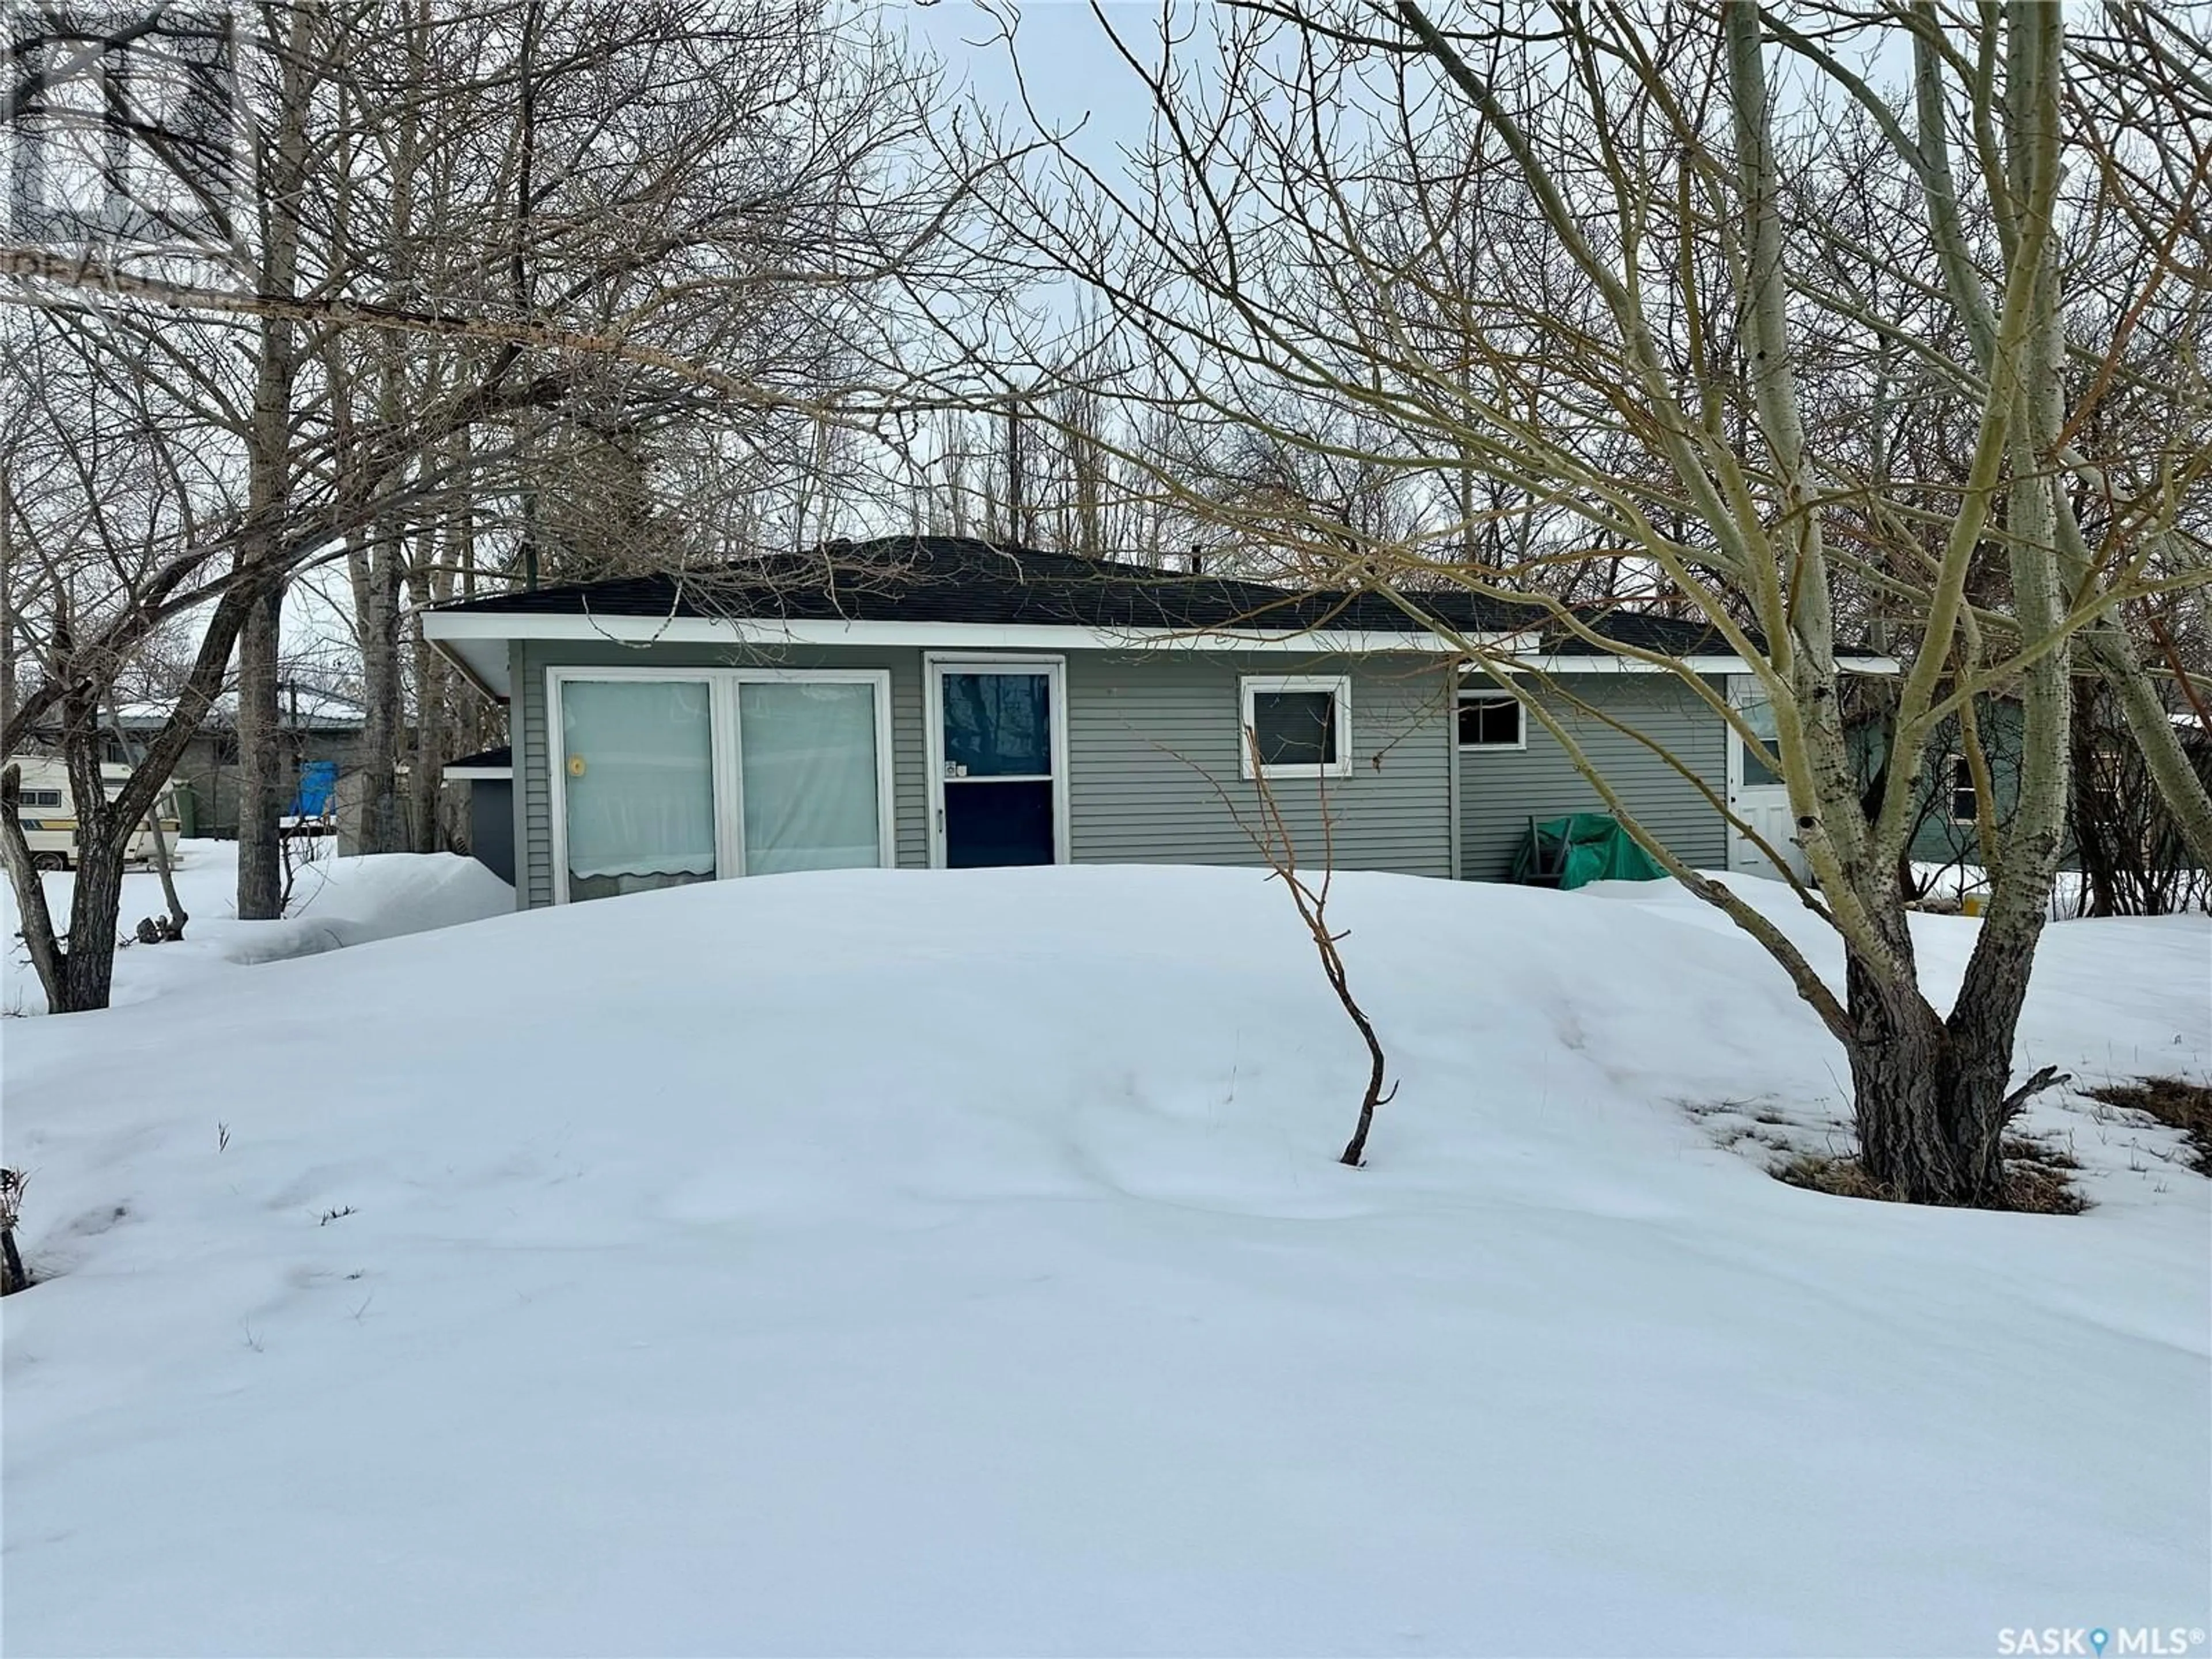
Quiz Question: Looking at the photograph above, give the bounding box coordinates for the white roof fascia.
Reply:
[420,610,1503,698]
[1469,654,1902,676]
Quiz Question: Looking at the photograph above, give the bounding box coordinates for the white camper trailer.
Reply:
[6,757,183,872]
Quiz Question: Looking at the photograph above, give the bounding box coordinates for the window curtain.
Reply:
[560,680,717,900]
[738,681,882,874]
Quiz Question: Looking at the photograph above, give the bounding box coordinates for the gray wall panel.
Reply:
[1458,675,1729,878]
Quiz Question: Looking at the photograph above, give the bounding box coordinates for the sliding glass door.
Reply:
[738,681,883,875]
[552,670,892,902]
[559,679,718,903]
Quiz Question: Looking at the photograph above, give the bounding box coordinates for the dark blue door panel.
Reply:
[945,779,1054,867]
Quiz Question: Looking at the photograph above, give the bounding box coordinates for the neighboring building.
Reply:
[422,537,1895,910]
[1853,694,2212,872]
[103,683,368,838]
[1864,700,2030,868]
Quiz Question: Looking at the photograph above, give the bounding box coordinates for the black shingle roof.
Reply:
[433,535,1757,657]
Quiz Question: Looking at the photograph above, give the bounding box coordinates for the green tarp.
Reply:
[1510,813,1668,891]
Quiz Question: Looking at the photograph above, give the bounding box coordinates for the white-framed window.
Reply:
[546,666,896,904]
[1736,691,1785,788]
[1457,691,1525,750]
[21,788,63,809]
[1947,755,1978,825]
[1239,675,1352,780]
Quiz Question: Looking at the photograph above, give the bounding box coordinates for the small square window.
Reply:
[1240,676,1351,779]
[1458,695,1524,749]
[1949,756,1978,824]
[1254,692,1335,766]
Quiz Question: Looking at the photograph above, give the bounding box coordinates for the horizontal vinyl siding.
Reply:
[1065,652,1453,877]
[516,641,551,907]
[1459,675,1728,880]
[889,658,928,869]
[1911,812,1988,865]
[513,639,929,909]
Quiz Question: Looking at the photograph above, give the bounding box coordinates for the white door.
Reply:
[1726,677,1806,881]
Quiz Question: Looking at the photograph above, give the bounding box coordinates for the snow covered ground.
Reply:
[0,839,513,1016]
[2,865,2206,1656]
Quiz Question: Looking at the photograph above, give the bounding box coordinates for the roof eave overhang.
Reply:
[1474,653,1901,676]
[419,611,1497,698]
[426,632,512,703]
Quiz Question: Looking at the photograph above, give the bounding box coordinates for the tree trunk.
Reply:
[1843,957,1960,1199]
[356,521,407,853]
[0,762,67,1010]
[1843,834,2055,1211]
[58,833,127,1013]
[0,722,134,1014]
[234,0,312,921]
[1844,957,2022,1207]
[1941,935,2045,1200]
[406,547,448,853]
[234,582,285,920]
[145,800,186,938]
[107,692,188,938]
[0,463,15,740]
[2070,680,2122,918]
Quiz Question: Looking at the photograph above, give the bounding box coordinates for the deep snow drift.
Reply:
[0,838,513,1015]
[2,865,2206,1656]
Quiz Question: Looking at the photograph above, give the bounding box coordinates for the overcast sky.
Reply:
[897,0,1923,158]
[900,1,1163,166]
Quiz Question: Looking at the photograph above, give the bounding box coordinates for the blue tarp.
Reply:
[289,760,338,820]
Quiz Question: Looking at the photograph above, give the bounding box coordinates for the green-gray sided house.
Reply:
[421,537,1893,907]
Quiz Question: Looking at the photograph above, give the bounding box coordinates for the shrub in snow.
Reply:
[1,1166,28,1294]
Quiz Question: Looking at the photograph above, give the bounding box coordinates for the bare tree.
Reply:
[953,1,2210,1206]
[1191,730,1398,1166]
[2,0,1004,1005]
[0,324,251,1010]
